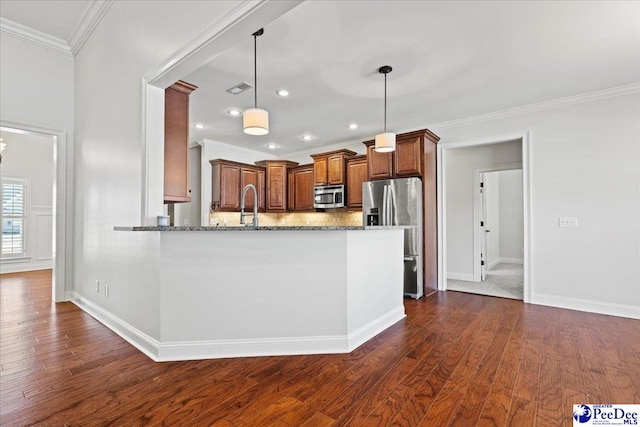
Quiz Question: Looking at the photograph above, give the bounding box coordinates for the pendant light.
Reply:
[243,28,269,135]
[374,65,396,153]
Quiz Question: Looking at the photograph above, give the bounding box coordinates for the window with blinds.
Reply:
[1,178,27,258]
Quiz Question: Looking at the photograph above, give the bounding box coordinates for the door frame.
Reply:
[437,130,532,303]
[0,120,70,303]
[474,164,522,282]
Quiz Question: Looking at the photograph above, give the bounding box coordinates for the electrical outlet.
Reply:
[559,217,578,228]
[105,284,109,298]
[95,280,100,293]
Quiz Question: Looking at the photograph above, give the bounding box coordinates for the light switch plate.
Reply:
[559,217,578,227]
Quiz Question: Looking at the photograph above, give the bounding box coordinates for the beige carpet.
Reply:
[447,262,524,300]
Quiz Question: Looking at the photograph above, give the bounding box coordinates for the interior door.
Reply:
[480,175,488,281]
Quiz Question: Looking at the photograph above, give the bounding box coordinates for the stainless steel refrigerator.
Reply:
[362,177,423,299]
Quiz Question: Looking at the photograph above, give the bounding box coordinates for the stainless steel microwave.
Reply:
[313,185,345,209]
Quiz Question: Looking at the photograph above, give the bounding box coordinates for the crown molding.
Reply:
[68,0,113,56]
[0,17,72,56]
[430,82,640,131]
[284,138,364,160]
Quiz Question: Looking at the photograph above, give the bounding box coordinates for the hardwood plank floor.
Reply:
[1,270,639,426]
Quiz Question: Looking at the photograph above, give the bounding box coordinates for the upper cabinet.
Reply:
[311,149,357,186]
[394,134,423,177]
[164,80,197,204]
[240,166,265,212]
[364,144,393,180]
[288,164,315,211]
[210,159,265,212]
[346,156,367,209]
[256,160,299,212]
[363,129,439,180]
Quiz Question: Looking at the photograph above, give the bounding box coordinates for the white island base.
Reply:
[75,228,405,362]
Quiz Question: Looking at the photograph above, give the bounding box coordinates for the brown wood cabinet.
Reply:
[313,156,328,186]
[422,135,439,296]
[240,167,265,212]
[164,80,197,203]
[210,159,265,212]
[210,160,241,211]
[311,149,356,186]
[395,134,423,177]
[256,160,298,212]
[346,156,367,209]
[364,143,393,180]
[363,130,437,180]
[287,164,315,211]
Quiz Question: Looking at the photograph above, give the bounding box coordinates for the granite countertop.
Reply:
[114,225,366,232]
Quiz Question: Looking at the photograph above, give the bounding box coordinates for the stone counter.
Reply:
[114,225,365,231]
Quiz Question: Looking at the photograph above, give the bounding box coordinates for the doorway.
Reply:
[0,122,69,302]
[437,131,531,302]
[448,168,524,299]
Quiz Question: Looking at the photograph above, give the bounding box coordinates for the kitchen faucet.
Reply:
[240,184,259,227]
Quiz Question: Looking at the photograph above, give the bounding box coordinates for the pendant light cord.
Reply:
[253,32,257,109]
[384,72,387,132]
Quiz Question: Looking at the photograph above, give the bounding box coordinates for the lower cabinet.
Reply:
[346,156,367,209]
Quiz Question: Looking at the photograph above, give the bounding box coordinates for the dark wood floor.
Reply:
[1,270,639,426]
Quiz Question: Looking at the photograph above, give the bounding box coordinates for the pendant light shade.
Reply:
[375,132,396,153]
[243,29,269,135]
[243,108,269,135]
[374,65,396,153]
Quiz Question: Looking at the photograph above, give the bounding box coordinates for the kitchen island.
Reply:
[75,227,405,361]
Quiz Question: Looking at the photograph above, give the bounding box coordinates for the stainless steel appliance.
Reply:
[313,185,345,209]
[363,177,423,299]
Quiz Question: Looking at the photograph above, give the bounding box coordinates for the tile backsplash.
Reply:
[209,211,363,227]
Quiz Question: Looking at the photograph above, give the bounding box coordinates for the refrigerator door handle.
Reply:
[382,185,387,226]
[388,184,392,225]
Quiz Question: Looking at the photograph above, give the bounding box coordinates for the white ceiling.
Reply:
[0,0,90,41]
[185,1,640,154]
[2,1,639,156]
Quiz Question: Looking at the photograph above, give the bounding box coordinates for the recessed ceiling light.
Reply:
[349,123,358,129]
[227,109,242,117]
[276,89,289,97]
[301,134,313,141]
[194,123,206,129]
[265,143,279,149]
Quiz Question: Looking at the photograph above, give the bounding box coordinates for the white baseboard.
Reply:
[531,292,640,320]
[487,259,500,270]
[70,292,161,360]
[347,306,406,351]
[70,292,406,362]
[498,257,524,265]
[0,261,53,274]
[447,272,475,281]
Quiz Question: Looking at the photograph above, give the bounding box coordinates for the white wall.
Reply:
[0,33,74,294]
[438,91,640,318]
[446,141,522,278]
[0,132,54,272]
[0,35,74,133]
[72,1,247,339]
[498,169,523,262]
